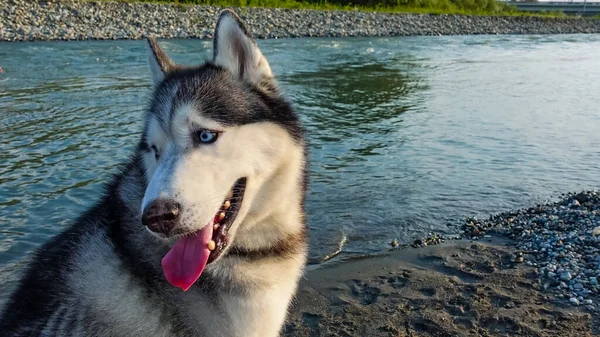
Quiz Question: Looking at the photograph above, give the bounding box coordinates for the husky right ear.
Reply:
[147,37,175,86]
[213,10,274,89]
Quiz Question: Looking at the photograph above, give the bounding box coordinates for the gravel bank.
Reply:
[463,191,600,311]
[2,0,600,42]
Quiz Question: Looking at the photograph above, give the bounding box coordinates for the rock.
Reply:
[593,226,600,237]
[560,272,572,281]
[570,297,580,305]
[459,191,600,301]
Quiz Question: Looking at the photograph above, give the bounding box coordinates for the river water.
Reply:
[1,34,600,303]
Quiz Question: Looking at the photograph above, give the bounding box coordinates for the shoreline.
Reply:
[3,1,600,42]
[289,191,600,335]
[288,238,598,336]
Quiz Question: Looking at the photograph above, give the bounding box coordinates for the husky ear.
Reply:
[147,37,175,86]
[213,10,274,88]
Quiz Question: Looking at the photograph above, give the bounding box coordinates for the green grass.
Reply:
[91,0,571,17]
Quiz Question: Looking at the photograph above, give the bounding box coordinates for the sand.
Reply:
[285,238,598,336]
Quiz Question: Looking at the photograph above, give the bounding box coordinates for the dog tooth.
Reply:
[217,212,225,222]
[207,240,216,251]
[223,200,231,210]
[213,224,220,231]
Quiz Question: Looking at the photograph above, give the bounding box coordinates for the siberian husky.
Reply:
[0,9,308,337]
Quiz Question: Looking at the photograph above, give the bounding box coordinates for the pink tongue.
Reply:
[161,223,213,291]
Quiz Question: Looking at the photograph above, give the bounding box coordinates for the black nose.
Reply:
[142,199,180,235]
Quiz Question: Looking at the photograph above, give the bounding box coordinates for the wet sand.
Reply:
[285,238,598,336]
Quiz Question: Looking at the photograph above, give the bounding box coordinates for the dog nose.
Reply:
[142,199,180,235]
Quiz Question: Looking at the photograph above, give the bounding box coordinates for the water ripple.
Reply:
[1,35,600,303]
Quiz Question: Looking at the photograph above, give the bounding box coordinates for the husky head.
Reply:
[138,10,306,291]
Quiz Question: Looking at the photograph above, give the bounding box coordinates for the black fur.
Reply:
[0,143,307,336]
[212,10,255,67]
[0,153,273,334]
[0,10,309,336]
[147,63,305,144]
[148,37,175,73]
[0,162,131,334]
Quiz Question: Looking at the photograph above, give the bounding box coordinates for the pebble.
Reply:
[462,191,600,305]
[560,272,572,281]
[593,226,600,237]
[570,297,580,305]
[3,0,600,42]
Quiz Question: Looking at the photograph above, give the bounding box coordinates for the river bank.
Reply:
[2,0,600,42]
[288,238,599,336]
[288,191,600,336]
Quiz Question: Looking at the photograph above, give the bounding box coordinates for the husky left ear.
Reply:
[213,10,274,88]
[147,37,175,86]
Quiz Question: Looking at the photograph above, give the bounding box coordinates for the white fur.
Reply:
[211,251,306,337]
[69,233,173,337]
[142,103,305,240]
[48,11,306,337]
[148,44,166,86]
[40,305,66,336]
[61,223,305,337]
[213,14,273,88]
[136,99,306,336]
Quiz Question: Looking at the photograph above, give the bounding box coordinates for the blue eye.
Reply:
[195,130,219,144]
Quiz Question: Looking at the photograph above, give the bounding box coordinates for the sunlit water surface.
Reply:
[1,34,600,303]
